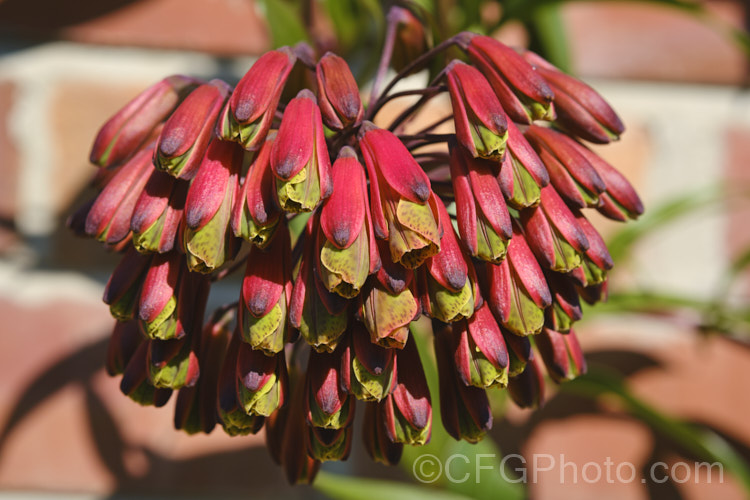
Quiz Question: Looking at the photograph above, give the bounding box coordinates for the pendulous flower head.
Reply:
[73,21,643,484]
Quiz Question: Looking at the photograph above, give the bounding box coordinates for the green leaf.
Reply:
[256,0,308,48]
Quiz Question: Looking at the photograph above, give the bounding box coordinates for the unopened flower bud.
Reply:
[535,328,586,384]
[131,169,188,253]
[91,75,198,168]
[271,89,333,213]
[446,60,508,161]
[341,322,396,402]
[236,343,288,417]
[316,52,363,130]
[498,121,550,209]
[218,48,296,150]
[154,79,230,179]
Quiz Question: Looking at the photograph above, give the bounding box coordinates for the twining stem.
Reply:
[366,36,458,119]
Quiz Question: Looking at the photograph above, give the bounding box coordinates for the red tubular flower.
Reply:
[525,125,606,209]
[389,6,428,72]
[452,303,509,388]
[572,140,644,221]
[102,248,151,321]
[85,144,154,245]
[174,308,232,435]
[231,133,281,248]
[341,321,397,402]
[217,48,296,150]
[236,343,288,417]
[359,122,441,269]
[305,346,355,461]
[520,185,590,273]
[154,79,230,180]
[90,75,198,168]
[362,401,403,465]
[120,340,173,407]
[131,169,188,254]
[464,34,555,124]
[485,224,552,336]
[544,271,583,333]
[183,139,242,273]
[381,336,432,445]
[239,224,293,354]
[445,60,508,161]
[419,198,480,323]
[318,147,380,298]
[106,321,143,376]
[146,336,200,389]
[271,89,333,213]
[316,52,363,130]
[289,215,349,352]
[569,210,614,287]
[508,356,545,409]
[434,322,493,443]
[505,331,532,376]
[523,50,625,143]
[535,328,586,384]
[216,332,265,436]
[498,121,550,209]
[450,143,512,262]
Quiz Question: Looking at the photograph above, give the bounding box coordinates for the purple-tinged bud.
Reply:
[154,79,230,179]
[521,185,590,273]
[374,238,414,295]
[570,211,614,287]
[498,121,550,209]
[362,401,403,465]
[450,143,512,262]
[485,224,552,336]
[174,308,232,435]
[544,271,583,333]
[381,336,432,445]
[464,34,555,124]
[389,6,429,72]
[231,133,281,247]
[240,224,293,354]
[131,169,188,253]
[508,356,545,409]
[183,139,242,273]
[146,337,199,389]
[289,215,349,352]
[120,340,173,407]
[268,369,321,484]
[535,328,587,384]
[102,248,151,321]
[359,122,441,268]
[578,280,608,305]
[573,141,644,220]
[419,198,480,322]
[525,125,606,209]
[318,148,380,298]
[446,60,509,161]
[434,321,492,443]
[341,322,397,402]
[106,321,143,376]
[218,48,296,150]
[316,52,363,131]
[216,332,266,436]
[523,51,625,143]
[305,347,355,462]
[236,342,288,417]
[86,145,154,245]
[91,75,199,168]
[453,303,509,388]
[271,90,333,213]
[137,253,203,340]
[504,331,531,376]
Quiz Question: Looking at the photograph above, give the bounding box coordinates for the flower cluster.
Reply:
[70,18,642,484]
